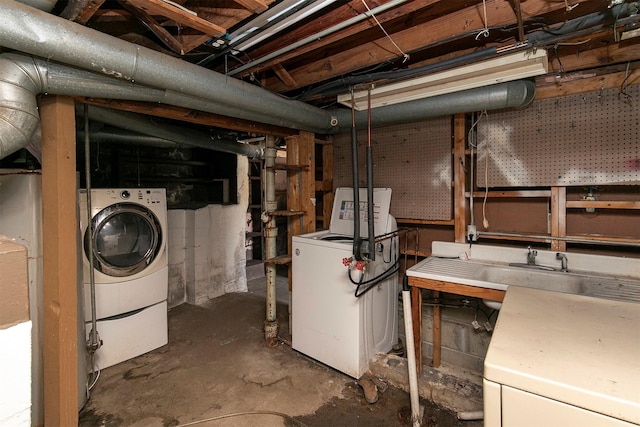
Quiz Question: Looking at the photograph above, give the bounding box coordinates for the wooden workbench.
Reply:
[408,277,506,374]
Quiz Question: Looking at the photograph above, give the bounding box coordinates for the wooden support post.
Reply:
[453,114,467,243]
[551,186,567,251]
[322,141,334,230]
[432,291,441,367]
[411,287,423,375]
[298,131,315,235]
[40,96,78,426]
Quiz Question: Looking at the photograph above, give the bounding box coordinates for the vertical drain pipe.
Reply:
[263,135,279,347]
[402,274,422,427]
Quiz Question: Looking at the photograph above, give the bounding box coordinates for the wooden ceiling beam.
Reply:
[125,0,226,36]
[547,37,640,74]
[119,0,186,54]
[60,0,107,24]
[234,0,457,76]
[535,62,640,99]
[260,0,583,92]
[76,98,295,137]
[273,64,297,88]
[232,0,269,13]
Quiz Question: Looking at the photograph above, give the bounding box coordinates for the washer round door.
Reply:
[85,203,163,277]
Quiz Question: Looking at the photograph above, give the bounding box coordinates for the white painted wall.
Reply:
[167,156,249,307]
[0,321,31,426]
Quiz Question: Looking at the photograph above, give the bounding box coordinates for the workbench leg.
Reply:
[411,287,422,375]
[432,290,441,367]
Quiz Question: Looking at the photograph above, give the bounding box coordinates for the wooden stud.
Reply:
[551,186,567,252]
[432,291,441,368]
[322,141,334,230]
[298,131,315,235]
[411,286,423,375]
[40,96,78,427]
[453,114,466,243]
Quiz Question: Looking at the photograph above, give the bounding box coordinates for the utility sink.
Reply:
[407,257,640,309]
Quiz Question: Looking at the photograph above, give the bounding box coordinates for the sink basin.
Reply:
[407,257,640,310]
[479,266,585,294]
[507,262,556,271]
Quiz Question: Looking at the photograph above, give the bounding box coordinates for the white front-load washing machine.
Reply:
[78,188,168,369]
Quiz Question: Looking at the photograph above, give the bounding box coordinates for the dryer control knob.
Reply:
[121,190,130,199]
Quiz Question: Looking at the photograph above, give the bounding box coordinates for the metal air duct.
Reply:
[0,0,537,160]
[78,106,263,158]
[0,0,335,132]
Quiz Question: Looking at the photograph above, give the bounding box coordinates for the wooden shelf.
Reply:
[478,233,552,243]
[565,200,640,210]
[268,164,309,171]
[565,234,640,245]
[265,254,292,265]
[269,210,304,217]
[466,190,551,198]
[396,218,455,225]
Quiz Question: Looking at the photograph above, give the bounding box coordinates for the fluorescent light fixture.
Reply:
[230,0,338,52]
[338,49,548,110]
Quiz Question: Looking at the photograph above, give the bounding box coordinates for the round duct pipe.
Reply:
[78,105,264,159]
[332,80,536,133]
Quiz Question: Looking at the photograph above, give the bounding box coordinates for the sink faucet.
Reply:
[556,252,569,272]
[526,246,537,265]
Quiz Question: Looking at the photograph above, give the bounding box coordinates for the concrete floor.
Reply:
[79,274,483,426]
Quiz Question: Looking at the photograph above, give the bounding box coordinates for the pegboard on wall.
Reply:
[333,117,452,220]
[476,85,639,187]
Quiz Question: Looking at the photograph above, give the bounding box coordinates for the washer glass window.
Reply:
[86,203,162,277]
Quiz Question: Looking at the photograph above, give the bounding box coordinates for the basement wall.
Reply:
[333,85,639,374]
[167,156,249,307]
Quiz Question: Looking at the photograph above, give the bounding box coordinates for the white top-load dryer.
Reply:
[292,188,398,378]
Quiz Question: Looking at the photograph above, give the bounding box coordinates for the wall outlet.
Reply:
[584,194,596,213]
[467,225,478,241]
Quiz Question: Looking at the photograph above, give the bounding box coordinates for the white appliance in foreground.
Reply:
[484,286,640,427]
[79,188,168,369]
[292,188,398,378]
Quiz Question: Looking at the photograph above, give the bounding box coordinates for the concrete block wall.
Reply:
[167,156,249,307]
[399,298,494,375]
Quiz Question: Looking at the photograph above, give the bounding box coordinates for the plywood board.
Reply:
[477,85,639,187]
[333,117,452,220]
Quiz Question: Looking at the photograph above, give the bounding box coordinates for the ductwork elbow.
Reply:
[0,54,44,160]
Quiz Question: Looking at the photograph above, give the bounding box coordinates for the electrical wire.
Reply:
[361,0,409,62]
[480,111,490,230]
[475,0,490,40]
[176,410,308,427]
[349,235,400,297]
